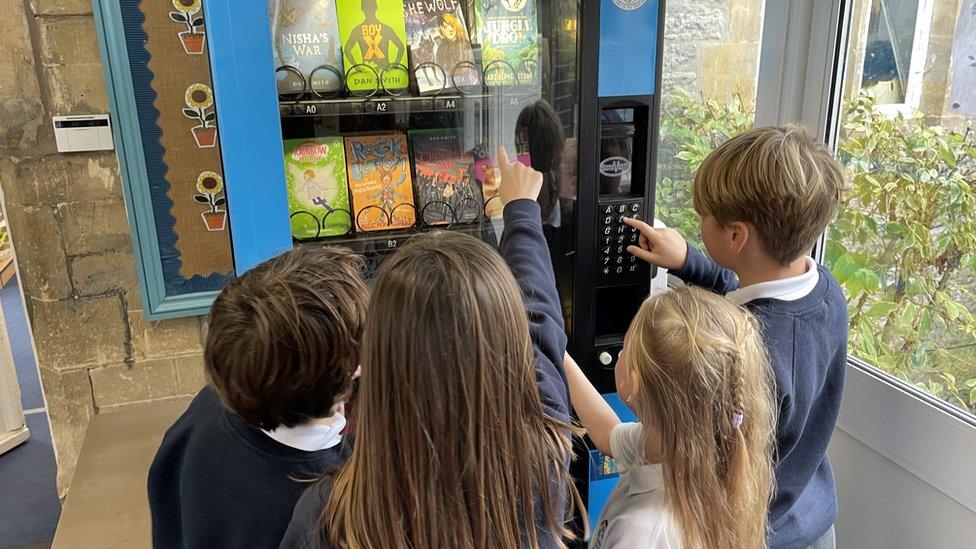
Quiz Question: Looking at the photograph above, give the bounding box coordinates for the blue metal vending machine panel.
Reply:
[598,0,659,98]
[588,393,638,531]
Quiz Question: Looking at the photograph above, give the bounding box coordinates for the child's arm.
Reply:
[496,147,569,421]
[564,353,619,457]
[623,218,740,295]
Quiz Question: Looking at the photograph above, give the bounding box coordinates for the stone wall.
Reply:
[0,0,207,491]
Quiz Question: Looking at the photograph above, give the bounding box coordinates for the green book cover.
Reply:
[337,0,410,93]
[283,137,352,239]
[471,0,539,87]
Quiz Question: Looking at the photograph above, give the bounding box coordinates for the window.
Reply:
[850,0,935,113]
[828,0,976,416]
[654,0,764,248]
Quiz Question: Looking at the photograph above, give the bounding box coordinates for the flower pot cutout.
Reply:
[194,171,227,231]
[183,83,217,148]
[170,0,205,55]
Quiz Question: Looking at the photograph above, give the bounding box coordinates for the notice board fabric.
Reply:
[121,0,234,297]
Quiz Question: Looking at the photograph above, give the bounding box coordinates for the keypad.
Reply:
[598,201,644,279]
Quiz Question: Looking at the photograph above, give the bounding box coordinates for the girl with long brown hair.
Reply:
[280,148,579,548]
[566,286,777,548]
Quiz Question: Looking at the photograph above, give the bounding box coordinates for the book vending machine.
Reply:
[230,0,664,533]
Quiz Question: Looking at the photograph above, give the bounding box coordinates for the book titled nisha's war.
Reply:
[470,0,540,87]
[269,0,344,96]
[403,0,478,94]
[410,128,480,225]
[337,0,410,94]
[283,137,352,239]
[344,133,417,231]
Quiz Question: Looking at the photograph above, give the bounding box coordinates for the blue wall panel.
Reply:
[598,0,659,98]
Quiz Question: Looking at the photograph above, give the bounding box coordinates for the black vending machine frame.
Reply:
[569,0,665,540]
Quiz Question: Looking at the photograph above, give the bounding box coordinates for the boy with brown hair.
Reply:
[625,125,848,549]
[148,245,367,549]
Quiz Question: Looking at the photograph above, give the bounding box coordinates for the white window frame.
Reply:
[867,0,936,115]
[756,0,976,517]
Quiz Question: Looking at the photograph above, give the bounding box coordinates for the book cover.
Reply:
[470,0,539,87]
[410,128,480,225]
[283,137,352,238]
[336,0,410,93]
[269,0,344,95]
[344,133,417,231]
[471,133,529,219]
[403,0,478,94]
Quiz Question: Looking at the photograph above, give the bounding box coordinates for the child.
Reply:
[280,148,578,548]
[624,125,848,549]
[566,286,777,548]
[148,245,367,549]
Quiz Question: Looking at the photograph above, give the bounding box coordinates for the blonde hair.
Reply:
[623,286,777,549]
[323,231,579,548]
[693,124,846,265]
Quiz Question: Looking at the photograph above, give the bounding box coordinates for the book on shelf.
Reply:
[283,137,352,238]
[403,0,479,94]
[409,128,480,225]
[468,0,540,88]
[344,133,417,231]
[269,0,344,95]
[336,0,410,94]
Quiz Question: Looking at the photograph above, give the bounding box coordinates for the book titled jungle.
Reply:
[337,0,410,93]
[470,0,539,87]
[410,128,480,225]
[344,133,417,231]
[269,0,343,95]
[403,0,478,94]
[283,137,351,239]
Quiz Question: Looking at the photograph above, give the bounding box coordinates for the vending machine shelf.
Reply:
[279,91,540,118]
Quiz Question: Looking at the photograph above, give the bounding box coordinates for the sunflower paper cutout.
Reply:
[182,83,217,148]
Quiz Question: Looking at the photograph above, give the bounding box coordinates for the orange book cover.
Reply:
[344,133,417,231]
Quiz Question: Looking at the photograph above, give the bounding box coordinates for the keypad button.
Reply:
[602,236,612,246]
[617,235,626,244]
[618,204,627,214]
[617,226,626,234]
[615,266,624,274]
[602,267,611,275]
[616,245,624,254]
[630,226,638,234]
[618,215,627,224]
[615,256,623,264]
[603,205,614,215]
[628,265,637,273]
[631,203,641,212]
[602,256,611,265]
[629,255,637,263]
[632,213,641,221]
[602,246,611,255]
[603,227,612,236]
[603,216,613,225]
[629,234,639,244]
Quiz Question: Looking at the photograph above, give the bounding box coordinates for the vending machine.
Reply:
[217,0,664,534]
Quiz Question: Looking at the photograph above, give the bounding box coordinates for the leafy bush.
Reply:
[657,90,976,414]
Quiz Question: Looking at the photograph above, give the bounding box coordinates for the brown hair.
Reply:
[204,245,367,430]
[693,124,846,265]
[624,286,777,549]
[323,231,578,548]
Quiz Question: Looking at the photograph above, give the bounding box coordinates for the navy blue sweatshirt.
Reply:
[279,199,570,548]
[675,245,848,549]
[148,386,345,549]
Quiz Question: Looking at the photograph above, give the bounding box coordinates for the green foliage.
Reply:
[657,89,976,414]
[656,89,755,249]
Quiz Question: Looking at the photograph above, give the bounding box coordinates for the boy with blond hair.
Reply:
[625,125,848,549]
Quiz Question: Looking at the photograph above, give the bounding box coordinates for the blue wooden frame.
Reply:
[92,0,292,319]
[205,0,293,272]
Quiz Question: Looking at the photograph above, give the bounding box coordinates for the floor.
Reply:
[0,277,60,549]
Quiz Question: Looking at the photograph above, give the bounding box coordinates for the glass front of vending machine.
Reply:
[212,0,663,537]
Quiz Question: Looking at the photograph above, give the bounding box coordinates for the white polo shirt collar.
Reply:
[726,256,820,306]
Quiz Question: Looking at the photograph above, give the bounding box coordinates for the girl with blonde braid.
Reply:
[565,285,778,548]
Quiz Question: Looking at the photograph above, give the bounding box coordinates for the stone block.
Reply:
[174,353,208,395]
[0,0,45,151]
[701,42,760,106]
[728,0,764,43]
[129,310,202,361]
[41,62,109,115]
[662,72,701,97]
[59,198,132,255]
[30,295,127,368]
[0,152,121,207]
[921,34,953,85]
[89,358,180,409]
[29,0,93,16]
[5,204,72,300]
[37,366,95,494]
[663,43,699,75]
[919,82,948,118]
[70,250,139,296]
[664,4,726,43]
[37,15,102,66]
